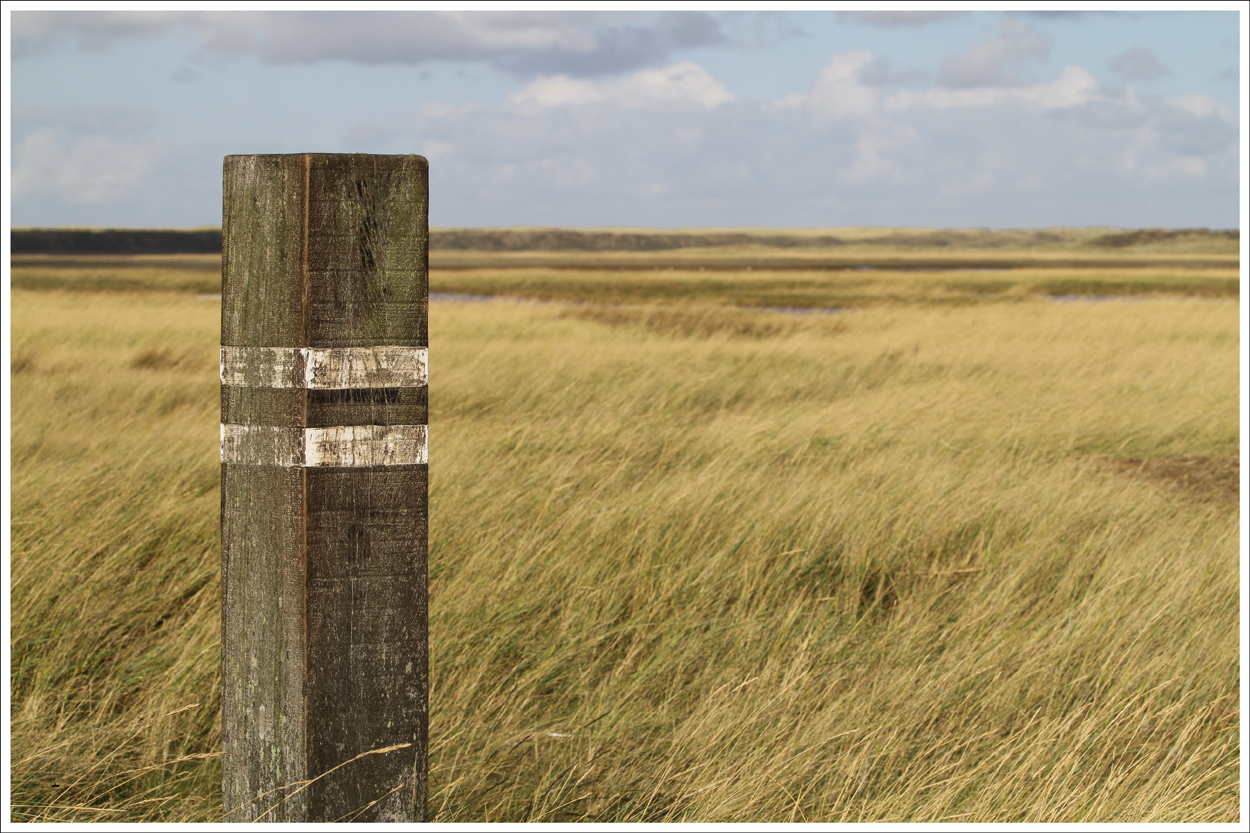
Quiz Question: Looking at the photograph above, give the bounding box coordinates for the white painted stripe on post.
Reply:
[221,424,428,466]
[220,347,305,388]
[304,425,428,467]
[221,346,428,389]
[305,347,428,389]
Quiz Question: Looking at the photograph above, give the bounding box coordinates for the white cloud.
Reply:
[800,51,1102,122]
[508,75,602,109]
[398,49,1236,228]
[888,65,1100,112]
[12,130,164,206]
[1167,93,1233,121]
[809,50,881,119]
[843,134,905,183]
[507,62,733,111]
[937,19,1052,88]
[1152,97,1238,156]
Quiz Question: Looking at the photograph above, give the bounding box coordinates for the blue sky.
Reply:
[6,6,1244,229]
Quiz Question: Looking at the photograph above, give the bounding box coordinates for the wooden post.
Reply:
[220,154,428,822]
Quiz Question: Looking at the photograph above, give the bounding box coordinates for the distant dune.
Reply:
[10,226,1239,256]
[11,228,223,255]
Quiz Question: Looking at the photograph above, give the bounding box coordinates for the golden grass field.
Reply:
[7,229,1242,822]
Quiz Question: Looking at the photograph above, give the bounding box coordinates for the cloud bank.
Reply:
[9,12,1240,229]
[396,54,1238,227]
[12,10,730,77]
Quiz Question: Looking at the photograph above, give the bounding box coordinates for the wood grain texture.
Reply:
[222,153,428,823]
[304,466,428,821]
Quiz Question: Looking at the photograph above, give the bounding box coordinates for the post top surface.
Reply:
[224,153,427,164]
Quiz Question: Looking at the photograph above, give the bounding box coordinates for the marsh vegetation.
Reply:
[8,230,1240,821]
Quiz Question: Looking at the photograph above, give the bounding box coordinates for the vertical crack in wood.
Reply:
[298,152,311,829]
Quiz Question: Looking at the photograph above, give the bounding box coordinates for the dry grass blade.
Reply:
[246,744,414,822]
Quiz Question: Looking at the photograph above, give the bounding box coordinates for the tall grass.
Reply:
[10,291,222,821]
[8,286,1239,822]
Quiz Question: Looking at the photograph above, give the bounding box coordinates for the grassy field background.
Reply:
[7,229,1242,822]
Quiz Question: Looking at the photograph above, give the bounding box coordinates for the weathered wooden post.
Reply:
[220,153,428,822]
